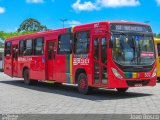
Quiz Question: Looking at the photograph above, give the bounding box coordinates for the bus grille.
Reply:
[126,80,150,87]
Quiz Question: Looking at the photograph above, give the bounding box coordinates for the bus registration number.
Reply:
[134,84,142,87]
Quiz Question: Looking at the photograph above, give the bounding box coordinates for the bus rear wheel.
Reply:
[77,73,90,95]
[116,88,128,93]
[23,69,38,85]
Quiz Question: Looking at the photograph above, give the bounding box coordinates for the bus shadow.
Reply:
[0,80,153,101]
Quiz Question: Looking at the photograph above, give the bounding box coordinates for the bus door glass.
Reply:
[12,45,18,77]
[93,36,108,85]
[46,40,56,80]
[4,42,12,76]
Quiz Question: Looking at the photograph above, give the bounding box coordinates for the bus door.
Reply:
[46,40,57,80]
[93,36,108,85]
[156,43,160,78]
[12,45,18,77]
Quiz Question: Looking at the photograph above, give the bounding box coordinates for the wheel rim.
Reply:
[79,78,86,90]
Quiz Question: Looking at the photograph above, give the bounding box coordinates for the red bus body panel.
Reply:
[4,21,157,89]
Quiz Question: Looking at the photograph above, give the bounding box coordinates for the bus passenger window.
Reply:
[157,43,160,56]
[13,46,18,60]
[0,53,2,60]
[24,39,33,56]
[74,31,90,54]
[34,38,44,55]
[5,42,11,56]
[19,40,24,56]
[48,42,53,59]
[58,34,72,54]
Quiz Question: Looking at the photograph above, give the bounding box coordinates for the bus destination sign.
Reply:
[111,24,152,32]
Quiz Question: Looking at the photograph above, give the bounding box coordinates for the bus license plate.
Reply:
[134,84,142,87]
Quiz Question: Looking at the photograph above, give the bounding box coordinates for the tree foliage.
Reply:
[0,31,36,48]
[0,31,36,39]
[0,18,49,48]
[17,18,48,32]
[156,33,160,38]
[0,18,48,40]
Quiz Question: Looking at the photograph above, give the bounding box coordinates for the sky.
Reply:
[0,0,160,33]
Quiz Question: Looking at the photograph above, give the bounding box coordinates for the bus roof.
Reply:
[5,20,150,41]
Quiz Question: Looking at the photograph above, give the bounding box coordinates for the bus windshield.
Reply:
[111,33,155,66]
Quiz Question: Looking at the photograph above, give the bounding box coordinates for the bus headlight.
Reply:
[151,68,157,77]
[111,68,123,79]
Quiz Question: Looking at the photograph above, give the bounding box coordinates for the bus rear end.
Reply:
[108,22,157,92]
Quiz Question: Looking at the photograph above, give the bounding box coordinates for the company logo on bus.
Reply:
[73,58,89,65]
[18,57,32,61]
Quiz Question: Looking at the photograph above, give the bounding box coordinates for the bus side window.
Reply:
[48,42,54,59]
[24,39,33,56]
[58,34,72,54]
[5,42,12,56]
[0,53,2,60]
[74,31,90,54]
[157,43,160,56]
[34,38,44,56]
[19,40,24,56]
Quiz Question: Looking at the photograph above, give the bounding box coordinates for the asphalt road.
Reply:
[0,72,160,114]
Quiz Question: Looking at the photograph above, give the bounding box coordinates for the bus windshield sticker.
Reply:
[140,52,154,57]
[135,36,140,41]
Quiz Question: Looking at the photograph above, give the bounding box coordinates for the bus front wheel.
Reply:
[77,73,90,95]
[116,88,128,93]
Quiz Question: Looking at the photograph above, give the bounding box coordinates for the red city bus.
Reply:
[4,21,157,94]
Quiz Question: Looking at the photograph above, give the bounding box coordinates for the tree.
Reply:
[17,18,48,32]
[0,31,5,39]
[157,33,160,38]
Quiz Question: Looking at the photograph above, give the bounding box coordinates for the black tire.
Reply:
[23,69,38,85]
[54,82,62,86]
[116,88,128,93]
[53,82,62,88]
[77,73,90,95]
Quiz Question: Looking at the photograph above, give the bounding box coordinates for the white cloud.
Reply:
[26,0,44,3]
[67,20,81,26]
[156,0,160,5]
[0,7,5,14]
[72,0,98,12]
[97,0,140,7]
[72,0,140,12]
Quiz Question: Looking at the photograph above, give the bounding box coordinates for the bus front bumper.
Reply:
[108,76,157,88]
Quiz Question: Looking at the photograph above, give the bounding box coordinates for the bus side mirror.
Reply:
[109,41,113,48]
